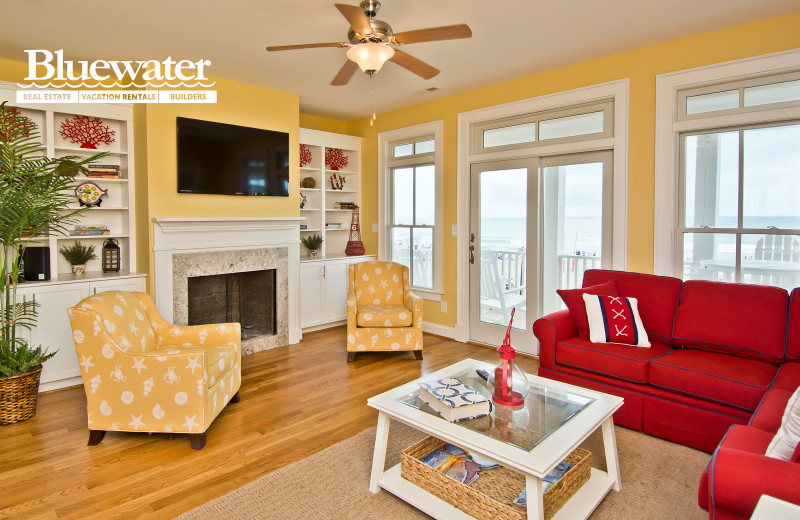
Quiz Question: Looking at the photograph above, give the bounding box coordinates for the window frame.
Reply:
[378,121,443,299]
[654,48,800,278]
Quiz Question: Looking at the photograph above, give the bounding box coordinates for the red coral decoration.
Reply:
[59,115,116,149]
[0,106,35,141]
[325,148,348,171]
[299,144,312,167]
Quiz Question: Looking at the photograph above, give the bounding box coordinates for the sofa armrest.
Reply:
[709,446,800,516]
[158,323,241,350]
[404,290,422,326]
[532,309,578,370]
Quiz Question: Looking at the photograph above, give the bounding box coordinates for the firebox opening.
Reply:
[187,269,276,341]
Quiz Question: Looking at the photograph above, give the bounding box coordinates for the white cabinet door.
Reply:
[89,276,146,295]
[299,263,324,328]
[21,284,89,391]
[323,260,350,322]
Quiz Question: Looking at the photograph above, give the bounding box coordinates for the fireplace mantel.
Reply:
[152,217,303,346]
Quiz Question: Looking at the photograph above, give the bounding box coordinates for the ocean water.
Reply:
[480,217,601,256]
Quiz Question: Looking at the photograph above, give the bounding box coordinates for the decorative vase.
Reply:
[0,365,43,425]
[308,249,317,258]
[72,264,86,276]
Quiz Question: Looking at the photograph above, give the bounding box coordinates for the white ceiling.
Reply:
[1,1,797,120]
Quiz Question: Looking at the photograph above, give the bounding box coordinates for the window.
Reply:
[378,122,443,297]
[655,52,800,291]
[471,101,614,153]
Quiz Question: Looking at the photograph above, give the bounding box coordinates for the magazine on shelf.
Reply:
[421,448,480,485]
[417,377,491,422]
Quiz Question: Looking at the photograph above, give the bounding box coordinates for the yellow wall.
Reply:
[346,11,800,328]
[137,76,300,288]
[299,113,351,135]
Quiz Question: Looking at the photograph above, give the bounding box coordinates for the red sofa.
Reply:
[533,270,800,518]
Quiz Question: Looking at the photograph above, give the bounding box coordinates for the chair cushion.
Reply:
[650,349,777,411]
[356,305,412,327]
[353,262,408,306]
[204,345,237,387]
[583,270,682,346]
[73,291,158,352]
[673,280,788,364]
[554,337,673,383]
[557,280,618,340]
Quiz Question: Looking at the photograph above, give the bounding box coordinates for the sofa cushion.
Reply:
[765,387,800,460]
[787,289,800,360]
[554,337,672,384]
[650,349,777,411]
[557,280,618,339]
[673,280,788,364]
[751,389,794,434]
[773,362,800,393]
[583,270,682,346]
[356,305,413,327]
[584,294,650,347]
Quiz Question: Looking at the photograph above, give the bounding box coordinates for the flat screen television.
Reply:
[177,117,289,196]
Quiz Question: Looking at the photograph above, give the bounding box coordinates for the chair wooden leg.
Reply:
[230,391,240,403]
[87,429,106,446]
[347,352,357,362]
[414,350,423,360]
[189,432,207,450]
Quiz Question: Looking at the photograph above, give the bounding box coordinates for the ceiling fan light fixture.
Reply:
[346,43,395,74]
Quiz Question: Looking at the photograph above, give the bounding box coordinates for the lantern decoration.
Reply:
[329,172,346,190]
[325,147,348,171]
[74,181,108,207]
[300,192,307,209]
[489,309,529,406]
[299,144,312,167]
[102,238,121,273]
[345,204,365,256]
[59,115,116,149]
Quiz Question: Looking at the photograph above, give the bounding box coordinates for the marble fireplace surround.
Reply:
[152,217,303,352]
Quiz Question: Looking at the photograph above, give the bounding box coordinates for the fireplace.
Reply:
[188,269,276,341]
[151,217,303,354]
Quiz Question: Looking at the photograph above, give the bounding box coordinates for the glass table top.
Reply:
[398,367,595,451]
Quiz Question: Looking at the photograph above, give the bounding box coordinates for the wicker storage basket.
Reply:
[0,365,43,425]
[401,436,591,520]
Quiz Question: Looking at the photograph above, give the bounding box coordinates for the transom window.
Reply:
[679,71,800,119]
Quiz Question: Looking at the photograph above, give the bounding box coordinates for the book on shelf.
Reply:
[417,377,491,422]
[88,164,120,170]
[334,202,355,209]
[86,173,120,179]
[73,225,109,236]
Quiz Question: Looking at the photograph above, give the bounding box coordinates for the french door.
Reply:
[469,151,612,354]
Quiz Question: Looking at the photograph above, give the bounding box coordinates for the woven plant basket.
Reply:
[402,436,591,520]
[0,365,43,425]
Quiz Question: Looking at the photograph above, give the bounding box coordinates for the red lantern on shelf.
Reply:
[345,205,365,256]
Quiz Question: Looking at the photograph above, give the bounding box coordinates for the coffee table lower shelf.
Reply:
[379,464,616,520]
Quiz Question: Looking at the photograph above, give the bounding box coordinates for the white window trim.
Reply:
[378,120,444,300]
[456,79,629,343]
[654,48,800,277]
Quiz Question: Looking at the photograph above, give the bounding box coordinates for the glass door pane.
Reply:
[540,152,612,316]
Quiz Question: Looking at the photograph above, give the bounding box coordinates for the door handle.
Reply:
[469,245,475,264]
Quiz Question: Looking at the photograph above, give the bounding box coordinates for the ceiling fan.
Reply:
[266,0,472,86]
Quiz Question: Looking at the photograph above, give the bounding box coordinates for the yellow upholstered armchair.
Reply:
[346,261,423,362]
[67,291,241,449]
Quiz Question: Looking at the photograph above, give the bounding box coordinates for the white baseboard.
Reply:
[422,322,457,339]
[39,376,82,393]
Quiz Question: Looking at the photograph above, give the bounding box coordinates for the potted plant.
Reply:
[59,242,97,276]
[300,233,323,258]
[0,102,105,424]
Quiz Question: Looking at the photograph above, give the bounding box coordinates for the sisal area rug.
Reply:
[176,423,709,520]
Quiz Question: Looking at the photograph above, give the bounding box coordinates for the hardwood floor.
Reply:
[0,328,539,519]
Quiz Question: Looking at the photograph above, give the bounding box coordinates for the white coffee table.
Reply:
[367,358,624,520]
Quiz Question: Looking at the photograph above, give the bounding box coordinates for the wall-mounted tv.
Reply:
[177,117,289,197]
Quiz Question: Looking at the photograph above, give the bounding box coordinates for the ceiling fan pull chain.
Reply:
[370,74,377,126]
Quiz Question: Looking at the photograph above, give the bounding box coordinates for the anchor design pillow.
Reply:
[583,294,650,347]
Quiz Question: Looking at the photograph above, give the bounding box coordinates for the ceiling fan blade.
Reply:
[391,24,472,45]
[389,50,439,80]
[331,60,359,86]
[335,3,373,35]
[266,42,346,51]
